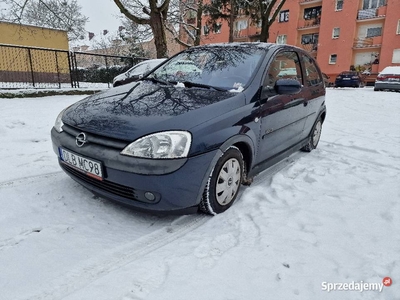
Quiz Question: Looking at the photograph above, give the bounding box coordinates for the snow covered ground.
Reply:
[0,87,399,300]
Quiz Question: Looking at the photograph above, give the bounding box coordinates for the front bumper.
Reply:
[51,128,221,213]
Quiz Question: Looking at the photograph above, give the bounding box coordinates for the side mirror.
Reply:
[275,79,302,95]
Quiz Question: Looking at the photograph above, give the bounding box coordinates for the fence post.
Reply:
[27,48,35,88]
[105,56,110,88]
[73,52,79,88]
[68,51,75,88]
[55,51,61,89]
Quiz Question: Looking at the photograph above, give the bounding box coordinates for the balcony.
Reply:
[353,36,382,48]
[300,43,318,53]
[299,0,322,5]
[357,6,386,20]
[297,18,321,30]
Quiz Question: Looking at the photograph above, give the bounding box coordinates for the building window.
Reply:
[397,20,400,34]
[329,54,337,64]
[366,27,382,37]
[393,49,400,63]
[235,19,248,31]
[304,6,322,20]
[279,10,289,23]
[301,33,318,45]
[336,0,344,10]
[362,0,386,9]
[203,25,210,35]
[332,27,340,38]
[276,34,287,44]
[213,23,222,34]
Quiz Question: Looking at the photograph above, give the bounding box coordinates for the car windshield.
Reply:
[149,46,265,90]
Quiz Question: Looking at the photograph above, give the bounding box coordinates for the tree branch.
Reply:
[113,0,150,25]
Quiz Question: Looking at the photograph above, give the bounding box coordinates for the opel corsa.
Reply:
[51,43,326,215]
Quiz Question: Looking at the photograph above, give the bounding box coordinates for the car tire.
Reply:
[302,118,322,152]
[199,146,243,215]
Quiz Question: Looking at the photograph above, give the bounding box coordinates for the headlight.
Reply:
[54,108,66,133]
[121,131,192,159]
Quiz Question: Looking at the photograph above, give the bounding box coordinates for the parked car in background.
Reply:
[334,71,364,88]
[51,43,326,215]
[374,66,400,92]
[112,58,166,87]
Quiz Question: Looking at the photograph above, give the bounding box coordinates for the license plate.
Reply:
[59,148,103,180]
[343,78,350,80]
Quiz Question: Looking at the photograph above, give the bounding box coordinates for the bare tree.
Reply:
[113,0,171,58]
[165,0,203,48]
[244,0,287,42]
[203,0,239,43]
[1,0,88,41]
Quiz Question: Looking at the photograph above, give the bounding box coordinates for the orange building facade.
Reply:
[198,0,400,82]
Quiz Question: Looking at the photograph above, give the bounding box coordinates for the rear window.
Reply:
[340,71,358,76]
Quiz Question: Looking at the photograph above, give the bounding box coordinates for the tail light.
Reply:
[377,75,385,81]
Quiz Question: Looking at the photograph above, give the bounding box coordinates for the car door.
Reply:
[255,50,309,164]
[298,52,326,139]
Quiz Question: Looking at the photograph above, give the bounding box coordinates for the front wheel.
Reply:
[199,147,243,215]
[302,118,322,152]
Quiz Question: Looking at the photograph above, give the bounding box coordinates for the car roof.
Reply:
[380,66,400,74]
[189,42,278,51]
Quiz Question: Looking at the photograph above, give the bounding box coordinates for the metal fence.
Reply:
[0,44,148,89]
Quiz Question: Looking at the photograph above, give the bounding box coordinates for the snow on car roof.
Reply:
[380,66,400,74]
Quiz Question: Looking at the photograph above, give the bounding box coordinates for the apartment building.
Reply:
[199,0,400,81]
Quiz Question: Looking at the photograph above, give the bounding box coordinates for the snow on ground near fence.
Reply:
[0,87,399,300]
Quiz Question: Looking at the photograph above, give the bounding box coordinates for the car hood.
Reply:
[113,73,126,83]
[63,81,244,141]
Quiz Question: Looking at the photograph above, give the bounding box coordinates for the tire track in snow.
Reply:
[0,171,64,189]
[26,214,209,300]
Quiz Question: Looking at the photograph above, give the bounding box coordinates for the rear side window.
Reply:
[301,53,323,86]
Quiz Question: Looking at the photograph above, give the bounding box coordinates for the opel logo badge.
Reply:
[76,132,87,147]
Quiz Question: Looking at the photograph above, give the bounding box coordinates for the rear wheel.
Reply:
[302,118,322,152]
[199,147,243,215]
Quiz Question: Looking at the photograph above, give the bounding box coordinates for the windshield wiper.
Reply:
[141,76,172,86]
[181,81,227,91]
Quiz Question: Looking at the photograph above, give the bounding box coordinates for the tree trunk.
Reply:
[228,0,234,42]
[259,16,270,42]
[149,12,168,58]
[195,0,203,46]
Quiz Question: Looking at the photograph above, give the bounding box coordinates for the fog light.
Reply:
[144,192,156,202]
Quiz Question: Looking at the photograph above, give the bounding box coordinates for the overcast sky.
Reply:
[80,0,124,34]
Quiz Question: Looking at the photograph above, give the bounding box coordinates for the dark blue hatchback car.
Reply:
[51,43,326,215]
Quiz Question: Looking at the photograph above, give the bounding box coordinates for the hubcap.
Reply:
[215,158,241,206]
[312,121,322,147]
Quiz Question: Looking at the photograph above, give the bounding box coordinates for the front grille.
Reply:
[61,163,139,201]
[62,124,128,150]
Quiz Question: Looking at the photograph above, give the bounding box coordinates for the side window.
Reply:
[264,51,302,87]
[301,53,323,86]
